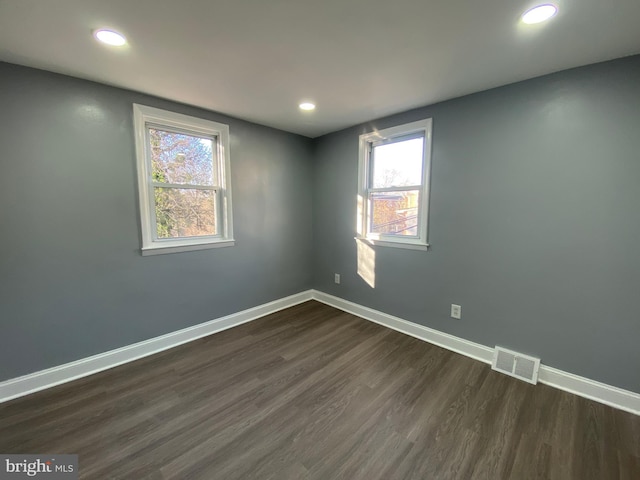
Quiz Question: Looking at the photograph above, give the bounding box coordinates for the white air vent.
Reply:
[492,347,540,384]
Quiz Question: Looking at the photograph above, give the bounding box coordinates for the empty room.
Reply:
[0,1,639,479]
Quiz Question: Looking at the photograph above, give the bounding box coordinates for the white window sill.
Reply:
[355,236,429,251]
[141,239,235,256]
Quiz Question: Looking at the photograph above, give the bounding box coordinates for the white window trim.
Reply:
[133,104,234,255]
[357,118,433,250]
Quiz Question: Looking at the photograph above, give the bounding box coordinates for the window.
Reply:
[133,104,234,255]
[357,118,432,250]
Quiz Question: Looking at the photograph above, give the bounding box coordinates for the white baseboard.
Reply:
[537,366,640,416]
[3,288,638,416]
[0,290,313,404]
[311,290,640,416]
[311,290,494,363]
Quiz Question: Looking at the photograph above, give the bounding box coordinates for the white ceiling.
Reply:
[1,0,639,138]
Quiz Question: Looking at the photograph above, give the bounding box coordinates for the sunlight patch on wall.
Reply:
[356,194,365,237]
[356,238,376,288]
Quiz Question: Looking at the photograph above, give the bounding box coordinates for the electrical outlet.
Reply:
[451,304,461,319]
[334,273,341,284]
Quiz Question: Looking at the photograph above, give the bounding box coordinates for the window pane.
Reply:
[370,190,419,236]
[372,137,423,188]
[154,188,217,238]
[149,128,214,186]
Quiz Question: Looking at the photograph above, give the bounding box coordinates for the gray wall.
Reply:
[2,56,639,394]
[312,55,640,393]
[0,62,314,381]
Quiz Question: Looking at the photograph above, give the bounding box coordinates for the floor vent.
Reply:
[491,347,540,384]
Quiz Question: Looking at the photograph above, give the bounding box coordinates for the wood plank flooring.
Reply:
[1,300,638,479]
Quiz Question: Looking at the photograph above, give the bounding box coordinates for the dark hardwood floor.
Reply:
[1,300,638,479]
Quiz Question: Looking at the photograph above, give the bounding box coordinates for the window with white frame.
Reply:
[357,118,432,250]
[133,104,234,255]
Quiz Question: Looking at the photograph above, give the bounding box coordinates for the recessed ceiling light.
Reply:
[299,102,316,111]
[94,29,127,46]
[521,4,558,24]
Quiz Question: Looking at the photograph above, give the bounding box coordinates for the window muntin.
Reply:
[133,104,234,255]
[358,119,432,249]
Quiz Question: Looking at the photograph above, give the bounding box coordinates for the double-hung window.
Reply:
[133,104,234,255]
[357,118,432,250]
